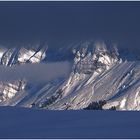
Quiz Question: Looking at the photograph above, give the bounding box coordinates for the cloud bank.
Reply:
[0,62,71,83]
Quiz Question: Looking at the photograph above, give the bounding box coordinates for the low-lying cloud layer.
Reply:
[0,62,71,83]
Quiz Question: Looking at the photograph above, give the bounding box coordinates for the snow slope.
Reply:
[32,41,140,110]
[1,40,140,110]
[0,106,140,139]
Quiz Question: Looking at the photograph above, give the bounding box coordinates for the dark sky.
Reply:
[0,1,140,51]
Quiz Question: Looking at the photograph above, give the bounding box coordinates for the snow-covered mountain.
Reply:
[0,40,140,110]
[0,42,47,103]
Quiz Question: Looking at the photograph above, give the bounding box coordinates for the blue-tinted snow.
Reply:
[0,106,140,139]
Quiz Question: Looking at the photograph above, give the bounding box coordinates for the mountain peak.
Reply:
[73,41,121,74]
[0,44,47,66]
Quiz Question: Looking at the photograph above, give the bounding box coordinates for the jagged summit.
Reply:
[0,43,47,66]
[73,41,121,74]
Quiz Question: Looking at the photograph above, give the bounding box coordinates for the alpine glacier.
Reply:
[0,40,140,110]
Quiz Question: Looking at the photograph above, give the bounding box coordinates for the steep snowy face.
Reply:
[73,41,120,74]
[18,47,46,64]
[0,80,26,102]
[34,41,123,110]
[0,45,47,66]
[101,61,140,111]
[0,44,47,103]
[1,40,140,111]
[33,42,140,111]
